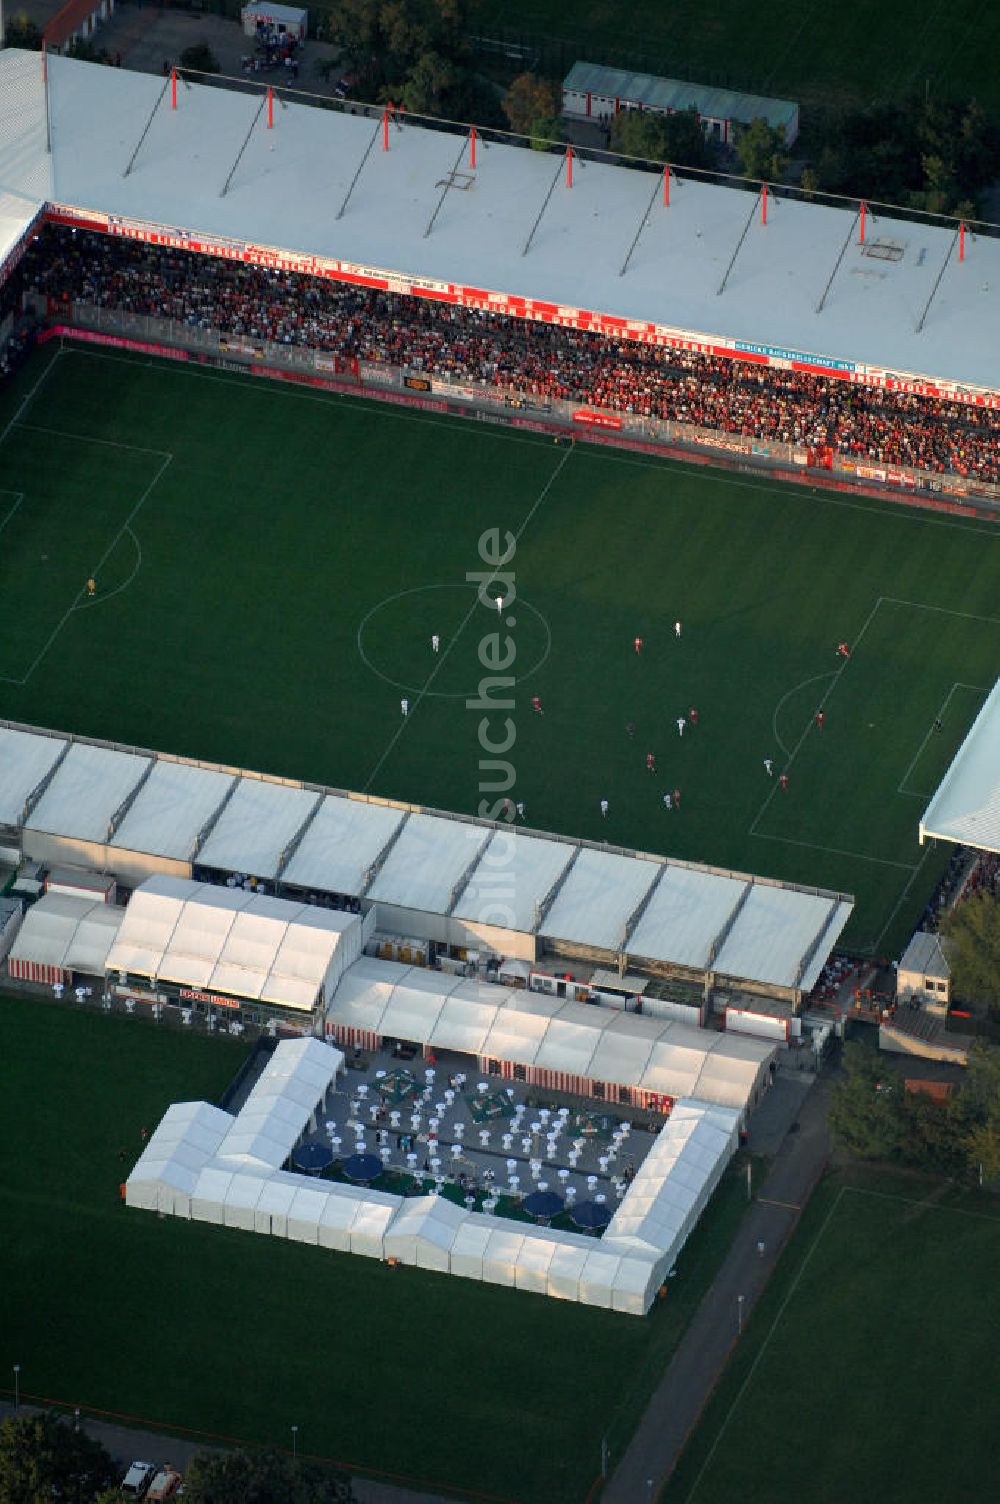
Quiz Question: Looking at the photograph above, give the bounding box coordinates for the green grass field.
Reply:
[472,0,1000,116]
[663,1171,1000,1503]
[0,995,760,1502]
[2,342,1000,956]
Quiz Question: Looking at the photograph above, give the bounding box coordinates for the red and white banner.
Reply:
[572,409,623,430]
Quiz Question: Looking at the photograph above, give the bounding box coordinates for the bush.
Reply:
[179,42,221,75]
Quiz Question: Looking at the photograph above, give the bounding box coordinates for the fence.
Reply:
[60,305,1000,512]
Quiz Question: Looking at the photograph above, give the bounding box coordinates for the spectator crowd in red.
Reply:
[13,225,1000,485]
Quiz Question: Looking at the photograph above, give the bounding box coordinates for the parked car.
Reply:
[120,1460,158,1498]
[146,1467,184,1501]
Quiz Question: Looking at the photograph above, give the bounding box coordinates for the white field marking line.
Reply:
[896,682,988,796]
[362,442,576,793]
[0,492,24,537]
[57,346,1000,541]
[869,840,936,955]
[881,595,1000,627]
[749,830,917,871]
[0,344,62,451]
[76,526,143,609]
[770,670,836,759]
[15,421,171,458]
[761,0,817,90]
[844,1184,1000,1226]
[749,595,884,837]
[684,1185,849,1504]
[12,452,173,687]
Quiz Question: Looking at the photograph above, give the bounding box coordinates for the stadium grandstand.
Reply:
[0,48,999,504]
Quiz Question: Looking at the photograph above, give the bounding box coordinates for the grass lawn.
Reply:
[663,1169,1000,1504]
[0,995,761,1503]
[2,343,999,957]
[470,0,1000,116]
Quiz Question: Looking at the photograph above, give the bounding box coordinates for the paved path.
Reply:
[0,1402,466,1504]
[601,1073,832,1503]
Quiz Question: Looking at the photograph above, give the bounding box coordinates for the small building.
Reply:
[896,931,951,1014]
[43,0,117,57]
[562,61,799,148]
[241,2,308,41]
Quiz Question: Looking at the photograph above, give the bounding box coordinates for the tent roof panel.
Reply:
[27,741,150,842]
[282,795,406,894]
[0,727,67,826]
[714,885,841,989]
[196,778,318,878]
[541,848,659,951]
[112,760,234,861]
[9,892,123,971]
[453,830,576,934]
[368,812,490,913]
[628,865,747,970]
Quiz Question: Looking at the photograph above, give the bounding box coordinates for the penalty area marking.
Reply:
[896,682,988,798]
[357,583,552,700]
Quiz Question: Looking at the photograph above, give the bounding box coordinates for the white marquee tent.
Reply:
[920,678,1000,855]
[7,891,123,984]
[125,1100,234,1216]
[215,1036,342,1170]
[105,874,370,1013]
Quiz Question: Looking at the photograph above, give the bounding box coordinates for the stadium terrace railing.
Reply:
[63,304,1000,510]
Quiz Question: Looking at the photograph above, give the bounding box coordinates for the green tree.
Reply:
[182,1448,355,1503]
[0,1412,117,1504]
[4,14,43,48]
[828,1041,906,1160]
[734,116,790,181]
[941,895,1000,1016]
[179,43,221,76]
[501,72,560,137]
[399,50,456,116]
[610,107,713,170]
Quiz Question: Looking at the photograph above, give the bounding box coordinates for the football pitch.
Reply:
[3,341,1000,955]
[663,1173,1000,1504]
[473,0,1000,115]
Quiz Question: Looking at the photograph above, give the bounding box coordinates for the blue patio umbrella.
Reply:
[342,1151,383,1183]
[571,1199,611,1231]
[292,1141,333,1174]
[523,1188,564,1220]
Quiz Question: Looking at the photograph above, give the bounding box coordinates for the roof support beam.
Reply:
[717,188,763,297]
[122,72,172,178]
[191,778,239,862]
[220,95,267,199]
[423,130,475,239]
[275,793,324,883]
[360,811,410,897]
[446,829,493,914]
[107,759,154,840]
[794,897,839,989]
[20,734,71,827]
[916,226,960,333]
[533,844,580,933]
[619,861,667,964]
[619,166,666,278]
[335,118,383,221]
[522,153,566,259]
[706,880,751,969]
[815,205,861,315]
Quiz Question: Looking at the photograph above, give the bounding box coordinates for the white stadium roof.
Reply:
[281,795,405,894]
[0,48,997,393]
[920,678,1000,854]
[112,760,236,861]
[0,727,65,826]
[541,847,659,953]
[26,741,150,841]
[195,779,320,879]
[0,719,853,994]
[367,811,489,913]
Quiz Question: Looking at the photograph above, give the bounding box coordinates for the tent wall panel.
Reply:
[371,903,450,946]
[8,957,67,985]
[326,1022,381,1052]
[449,917,537,962]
